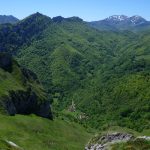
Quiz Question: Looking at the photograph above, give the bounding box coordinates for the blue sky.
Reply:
[0,0,149,21]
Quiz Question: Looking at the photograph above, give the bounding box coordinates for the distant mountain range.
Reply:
[0,14,149,32]
[89,15,150,32]
[0,15,19,24]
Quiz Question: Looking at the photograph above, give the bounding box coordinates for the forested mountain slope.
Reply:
[0,13,150,131]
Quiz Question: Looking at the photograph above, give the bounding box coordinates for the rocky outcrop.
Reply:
[68,100,76,112]
[0,53,12,72]
[5,140,24,150]
[0,53,52,119]
[86,132,150,150]
[85,133,133,150]
[1,89,52,119]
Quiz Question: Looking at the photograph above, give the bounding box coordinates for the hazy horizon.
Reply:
[0,0,149,21]
[1,12,150,22]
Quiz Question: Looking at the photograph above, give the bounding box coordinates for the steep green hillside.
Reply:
[72,31,150,131]
[0,52,52,119]
[0,13,150,132]
[0,114,92,150]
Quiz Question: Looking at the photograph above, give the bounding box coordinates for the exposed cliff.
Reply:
[0,52,52,119]
[85,132,150,150]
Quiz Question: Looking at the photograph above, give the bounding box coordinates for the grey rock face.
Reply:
[85,133,133,150]
[0,53,53,119]
[1,88,52,119]
[0,53,52,119]
[5,140,24,150]
[0,53,12,72]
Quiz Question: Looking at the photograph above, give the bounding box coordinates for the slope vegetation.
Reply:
[0,114,92,150]
[0,52,52,119]
[0,13,150,132]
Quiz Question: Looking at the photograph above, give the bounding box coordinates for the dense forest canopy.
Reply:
[0,13,150,132]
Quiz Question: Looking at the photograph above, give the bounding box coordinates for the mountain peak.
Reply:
[105,15,129,22]
[19,12,52,25]
[52,16,83,23]
[129,15,146,24]
[27,12,51,20]
[66,16,83,22]
[131,15,144,19]
[0,15,19,24]
[52,16,65,23]
[89,14,149,31]
[103,15,148,26]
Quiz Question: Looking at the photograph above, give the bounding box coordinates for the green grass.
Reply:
[98,126,141,137]
[0,68,25,96]
[0,114,92,150]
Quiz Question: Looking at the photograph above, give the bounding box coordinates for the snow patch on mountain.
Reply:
[104,15,147,25]
[105,15,128,21]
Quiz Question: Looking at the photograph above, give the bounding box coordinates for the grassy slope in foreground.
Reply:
[0,114,92,150]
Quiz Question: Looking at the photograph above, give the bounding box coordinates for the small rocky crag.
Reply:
[85,132,133,150]
[0,53,52,119]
